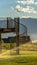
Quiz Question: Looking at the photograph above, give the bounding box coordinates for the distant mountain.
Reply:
[20,18,37,41]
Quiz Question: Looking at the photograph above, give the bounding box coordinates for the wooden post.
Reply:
[0,34,2,53]
[14,18,19,55]
[7,17,9,28]
[26,27,27,41]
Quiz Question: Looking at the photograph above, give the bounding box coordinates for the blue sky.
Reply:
[0,0,37,18]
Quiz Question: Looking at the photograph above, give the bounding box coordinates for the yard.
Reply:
[0,42,37,65]
[0,55,37,65]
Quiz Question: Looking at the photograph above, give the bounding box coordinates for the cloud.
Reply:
[13,5,37,13]
[20,16,32,18]
[35,2,37,5]
[17,0,37,5]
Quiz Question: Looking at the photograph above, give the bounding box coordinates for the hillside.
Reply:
[20,18,37,41]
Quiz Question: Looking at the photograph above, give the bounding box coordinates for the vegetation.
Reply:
[19,42,37,51]
[1,42,37,50]
[0,56,37,65]
[0,42,37,65]
[2,43,16,49]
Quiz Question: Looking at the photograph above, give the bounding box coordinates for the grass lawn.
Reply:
[0,50,37,65]
[0,42,37,65]
[0,55,37,65]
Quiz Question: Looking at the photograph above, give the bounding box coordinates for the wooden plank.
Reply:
[0,28,15,33]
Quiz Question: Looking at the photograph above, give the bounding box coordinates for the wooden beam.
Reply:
[0,28,15,33]
[0,34,2,53]
[7,18,8,28]
[14,18,19,55]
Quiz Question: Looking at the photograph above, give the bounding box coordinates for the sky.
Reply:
[0,0,37,18]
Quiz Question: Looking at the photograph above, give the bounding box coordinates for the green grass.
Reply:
[19,42,37,51]
[1,42,37,51]
[0,42,37,65]
[0,50,37,65]
[0,56,37,65]
[2,43,16,49]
